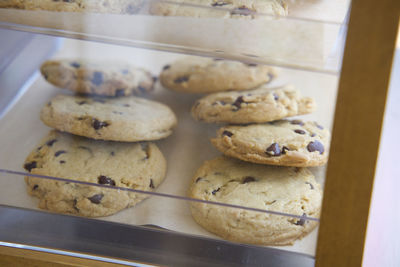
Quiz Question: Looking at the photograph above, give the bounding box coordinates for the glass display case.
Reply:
[0,0,398,266]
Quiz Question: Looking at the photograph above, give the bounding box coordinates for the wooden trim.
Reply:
[0,246,137,267]
[316,0,399,266]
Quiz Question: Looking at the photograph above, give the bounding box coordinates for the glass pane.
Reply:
[0,0,351,262]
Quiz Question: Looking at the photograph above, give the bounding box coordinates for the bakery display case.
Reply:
[0,0,398,266]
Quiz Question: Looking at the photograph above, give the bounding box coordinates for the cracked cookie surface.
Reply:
[188,156,322,245]
[150,0,288,19]
[160,57,276,93]
[191,85,316,123]
[0,0,144,14]
[40,94,177,142]
[24,130,167,217]
[41,59,155,97]
[211,120,330,167]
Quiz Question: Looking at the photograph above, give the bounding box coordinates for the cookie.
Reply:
[0,0,143,14]
[23,130,167,217]
[150,0,288,19]
[191,85,316,124]
[41,59,155,97]
[160,57,276,94]
[211,120,330,167]
[40,94,177,142]
[188,156,322,246]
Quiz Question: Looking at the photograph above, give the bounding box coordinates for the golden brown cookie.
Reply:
[24,131,167,217]
[189,156,322,245]
[211,120,330,167]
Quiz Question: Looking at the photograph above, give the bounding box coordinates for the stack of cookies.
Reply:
[23,59,177,217]
[160,56,329,246]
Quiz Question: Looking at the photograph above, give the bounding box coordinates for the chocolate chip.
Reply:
[36,146,42,151]
[315,122,324,129]
[231,6,252,16]
[310,133,316,137]
[273,93,279,100]
[211,1,228,7]
[163,65,170,70]
[92,119,109,130]
[115,89,125,97]
[91,72,103,86]
[266,143,281,156]
[232,96,244,110]
[110,151,115,156]
[77,100,87,105]
[212,100,226,106]
[121,69,129,75]
[291,120,304,126]
[267,72,275,81]
[247,63,257,67]
[294,129,306,135]
[307,140,324,154]
[55,150,66,157]
[98,175,115,186]
[282,146,290,154]
[196,177,203,183]
[212,188,220,195]
[265,200,277,205]
[174,76,189,83]
[70,62,80,68]
[88,194,103,204]
[33,185,38,190]
[59,160,66,164]
[24,161,37,172]
[242,176,256,184]
[149,179,155,189]
[46,139,58,147]
[73,199,79,212]
[222,130,233,137]
[305,182,314,190]
[140,143,150,159]
[295,213,307,226]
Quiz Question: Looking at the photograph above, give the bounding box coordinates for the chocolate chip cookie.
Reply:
[40,94,177,142]
[189,156,322,246]
[191,85,316,123]
[150,0,288,19]
[211,120,330,167]
[41,59,155,97]
[24,130,167,217]
[160,57,276,93]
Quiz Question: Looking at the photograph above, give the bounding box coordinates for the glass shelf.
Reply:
[0,0,350,73]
